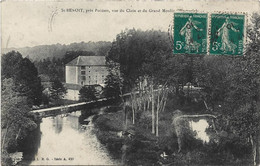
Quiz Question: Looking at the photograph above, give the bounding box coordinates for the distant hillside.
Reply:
[2,41,112,61]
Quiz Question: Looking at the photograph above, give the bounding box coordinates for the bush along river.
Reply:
[17,106,120,166]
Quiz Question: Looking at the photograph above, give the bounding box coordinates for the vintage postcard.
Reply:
[1,0,260,166]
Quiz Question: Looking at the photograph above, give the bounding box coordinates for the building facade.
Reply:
[65,56,109,100]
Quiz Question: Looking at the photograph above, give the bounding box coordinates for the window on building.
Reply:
[81,76,86,80]
[81,66,86,70]
[81,71,86,75]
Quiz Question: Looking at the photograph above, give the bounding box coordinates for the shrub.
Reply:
[79,86,97,102]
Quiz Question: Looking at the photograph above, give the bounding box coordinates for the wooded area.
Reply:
[103,13,260,165]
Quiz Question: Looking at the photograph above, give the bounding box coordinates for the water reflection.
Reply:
[18,125,41,166]
[52,115,63,134]
[189,119,210,143]
[30,111,115,165]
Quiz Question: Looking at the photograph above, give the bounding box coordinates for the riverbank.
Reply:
[92,96,253,165]
[92,103,181,165]
[1,113,42,166]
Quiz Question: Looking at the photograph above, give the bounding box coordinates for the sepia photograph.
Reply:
[1,0,260,165]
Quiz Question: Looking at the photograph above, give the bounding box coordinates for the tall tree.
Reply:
[15,58,43,105]
[1,51,23,80]
[49,78,67,101]
[1,78,37,157]
[103,61,123,99]
[1,51,43,106]
[226,13,260,165]
[107,29,172,92]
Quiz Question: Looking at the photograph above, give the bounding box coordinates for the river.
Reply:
[17,108,215,166]
[25,110,116,165]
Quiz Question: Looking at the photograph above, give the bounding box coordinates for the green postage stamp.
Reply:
[210,14,245,55]
[173,13,207,54]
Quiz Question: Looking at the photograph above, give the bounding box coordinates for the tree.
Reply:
[103,72,122,99]
[1,51,23,80]
[195,13,260,165]
[107,29,173,134]
[226,13,260,165]
[49,78,67,101]
[196,56,231,110]
[1,51,43,106]
[103,61,123,99]
[15,58,43,105]
[1,78,37,164]
[107,29,172,92]
[155,86,169,136]
[79,86,97,102]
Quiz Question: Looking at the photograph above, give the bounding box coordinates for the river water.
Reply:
[18,108,214,166]
[29,110,116,165]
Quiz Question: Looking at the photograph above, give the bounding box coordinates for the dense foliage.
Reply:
[49,78,67,101]
[107,29,172,91]
[1,78,41,165]
[103,61,122,99]
[1,79,38,151]
[106,13,260,165]
[1,51,43,106]
[1,51,43,165]
[79,86,97,102]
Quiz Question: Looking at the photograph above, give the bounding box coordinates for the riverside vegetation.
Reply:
[1,13,260,166]
[95,13,260,165]
[92,93,253,165]
[1,52,43,165]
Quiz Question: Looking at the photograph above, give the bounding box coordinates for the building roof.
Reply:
[66,56,106,66]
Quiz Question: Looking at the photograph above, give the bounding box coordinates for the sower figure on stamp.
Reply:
[216,16,240,54]
[180,15,203,53]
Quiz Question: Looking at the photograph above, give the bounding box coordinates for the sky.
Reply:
[2,0,260,48]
